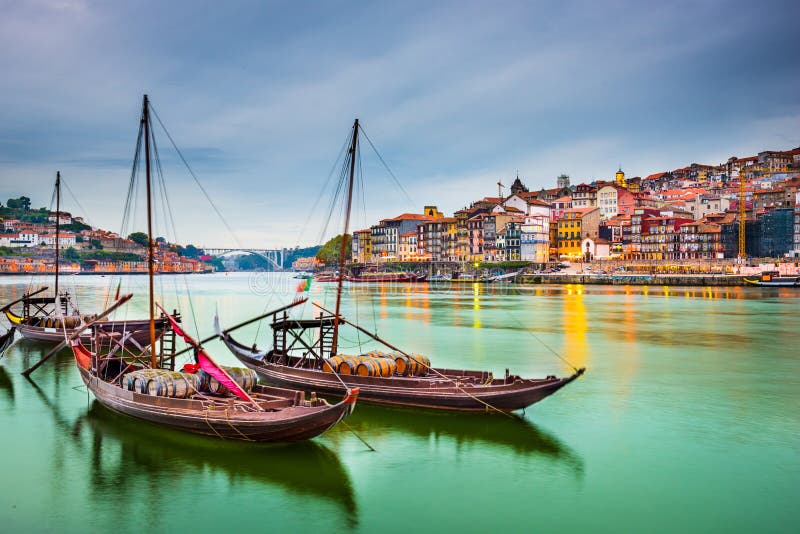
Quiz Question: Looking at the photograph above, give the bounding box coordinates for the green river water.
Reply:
[0,273,797,533]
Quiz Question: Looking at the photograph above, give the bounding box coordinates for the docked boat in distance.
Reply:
[1,172,166,344]
[219,119,584,413]
[744,270,800,287]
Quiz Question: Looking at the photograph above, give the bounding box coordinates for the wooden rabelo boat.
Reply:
[0,326,15,355]
[1,172,166,344]
[24,95,358,442]
[220,119,584,413]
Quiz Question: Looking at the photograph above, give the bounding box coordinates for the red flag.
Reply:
[156,303,260,407]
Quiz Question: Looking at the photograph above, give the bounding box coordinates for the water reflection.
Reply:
[26,366,359,527]
[343,405,583,478]
[0,365,14,405]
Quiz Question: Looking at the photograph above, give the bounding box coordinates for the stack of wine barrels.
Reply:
[322,351,431,378]
[122,369,200,398]
[393,352,431,377]
[145,372,201,398]
[198,366,258,395]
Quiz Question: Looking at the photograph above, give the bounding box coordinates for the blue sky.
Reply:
[0,0,798,248]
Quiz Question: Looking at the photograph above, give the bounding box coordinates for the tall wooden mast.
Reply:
[54,171,61,301]
[142,95,157,366]
[330,119,358,356]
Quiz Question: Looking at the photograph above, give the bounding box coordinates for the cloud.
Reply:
[0,0,798,248]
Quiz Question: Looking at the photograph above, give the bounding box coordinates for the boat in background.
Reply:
[1,172,165,344]
[744,270,800,287]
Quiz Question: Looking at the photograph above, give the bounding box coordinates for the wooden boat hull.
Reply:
[9,315,167,344]
[78,367,356,442]
[222,334,581,413]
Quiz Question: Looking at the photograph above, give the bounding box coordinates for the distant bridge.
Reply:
[204,248,285,270]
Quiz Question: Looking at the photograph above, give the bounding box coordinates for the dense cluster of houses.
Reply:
[0,211,207,273]
[352,147,800,263]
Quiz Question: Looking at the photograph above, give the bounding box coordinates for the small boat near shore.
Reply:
[744,270,800,287]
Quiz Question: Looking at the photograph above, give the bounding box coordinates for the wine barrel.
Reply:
[356,357,397,377]
[323,355,351,373]
[145,372,199,398]
[199,366,258,395]
[123,369,172,392]
[337,356,361,375]
[396,354,431,376]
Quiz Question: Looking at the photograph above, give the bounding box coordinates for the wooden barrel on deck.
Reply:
[356,357,396,377]
[199,366,258,395]
[336,356,361,375]
[396,354,431,376]
[145,372,199,398]
[323,355,351,373]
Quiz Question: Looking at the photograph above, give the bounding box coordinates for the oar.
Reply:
[1,286,49,313]
[21,294,133,377]
[170,297,308,359]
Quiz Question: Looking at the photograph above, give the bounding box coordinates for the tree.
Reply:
[128,232,149,247]
[316,234,351,265]
[90,239,103,250]
[62,247,79,261]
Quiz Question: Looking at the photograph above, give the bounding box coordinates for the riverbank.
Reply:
[518,273,748,286]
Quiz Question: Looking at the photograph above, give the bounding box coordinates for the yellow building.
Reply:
[557,208,600,259]
[352,229,372,263]
[615,167,627,188]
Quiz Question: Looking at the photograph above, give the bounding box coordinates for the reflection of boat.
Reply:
[744,271,800,287]
[223,119,584,413]
[348,404,583,470]
[0,365,14,404]
[82,402,358,524]
[0,326,15,355]
[71,95,358,443]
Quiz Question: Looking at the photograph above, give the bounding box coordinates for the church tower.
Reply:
[615,167,627,188]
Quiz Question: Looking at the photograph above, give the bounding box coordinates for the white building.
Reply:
[597,185,619,219]
[520,201,551,263]
[48,212,72,225]
[581,237,611,260]
[39,233,76,247]
[0,232,39,248]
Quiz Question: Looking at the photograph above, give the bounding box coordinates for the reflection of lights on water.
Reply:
[662,286,669,297]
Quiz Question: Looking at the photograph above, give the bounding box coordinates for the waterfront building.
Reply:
[3,219,20,231]
[352,229,372,263]
[793,193,800,257]
[454,209,470,261]
[679,219,724,259]
[580,236,611,260]
[398,231,418,262]
[503,220,522,261]
[520,200,550,263]
[640,214,693,260]
[557,207,600,259]
[467,213,486,261]
[630,208,662,260]
[758,208,794,257]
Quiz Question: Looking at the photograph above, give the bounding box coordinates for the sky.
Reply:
[0,0,798,248]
